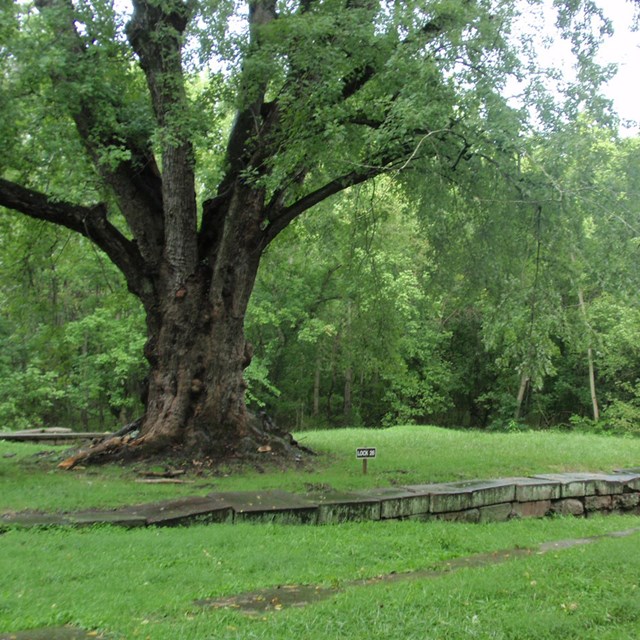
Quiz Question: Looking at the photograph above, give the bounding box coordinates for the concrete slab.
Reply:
[357,487,430,519]
[218,491,319,524]
[310,491,381,524]
[405,479,515,513]
[118,496,233,526]
[501,477,562,502]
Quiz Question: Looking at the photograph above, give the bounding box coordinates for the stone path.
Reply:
[3,471,640,530]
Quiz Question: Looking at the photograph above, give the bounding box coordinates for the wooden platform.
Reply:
[0,428,111,444]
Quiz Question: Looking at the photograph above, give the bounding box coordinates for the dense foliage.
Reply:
[2,131,639,434]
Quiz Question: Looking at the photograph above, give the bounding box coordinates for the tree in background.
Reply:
[0,214,146,430]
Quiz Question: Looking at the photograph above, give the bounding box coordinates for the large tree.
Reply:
[0,0,609,464]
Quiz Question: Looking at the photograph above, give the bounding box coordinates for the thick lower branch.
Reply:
[0,178,147,294]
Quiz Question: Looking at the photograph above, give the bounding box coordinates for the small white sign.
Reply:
[356,447,377,459]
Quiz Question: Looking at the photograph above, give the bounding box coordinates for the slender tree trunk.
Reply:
[577,287,600,421]
[313,355,321,416]
[344,366,353,418]
[343,300,352,419]
[571,254,599,422]
[514,373,529,420]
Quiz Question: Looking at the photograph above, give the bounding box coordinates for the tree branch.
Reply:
[35,0,165,268]
[127,0,199,284]
[263,167,382,244]
[0,179,148,299]
[221,0,278,174]
[199,1,278,260]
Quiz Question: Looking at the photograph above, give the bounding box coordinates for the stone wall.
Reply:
[2,471,640,529]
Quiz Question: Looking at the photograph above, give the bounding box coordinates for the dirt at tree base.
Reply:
[55,414,315,474]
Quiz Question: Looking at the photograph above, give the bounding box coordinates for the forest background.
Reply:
[1,0,640,438]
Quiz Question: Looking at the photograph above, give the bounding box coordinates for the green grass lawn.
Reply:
[2,425,640,638]
[1,517,639,639]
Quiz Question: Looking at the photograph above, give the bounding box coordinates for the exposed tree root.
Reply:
[57,413,314,471]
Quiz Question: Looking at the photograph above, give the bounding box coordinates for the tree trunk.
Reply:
[136,193,271,456]
[514,373,529,420]
[140,280,254,455]
[313,355,321,416]
[572,255,600,422]
[60,191,302,468]
[343,367,353,419]
[577,287,600,422]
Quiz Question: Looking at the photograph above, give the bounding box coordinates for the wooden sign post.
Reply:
[356,447,376,474]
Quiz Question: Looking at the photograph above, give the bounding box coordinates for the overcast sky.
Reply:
[511,0,639,133]
[598,1,639,132]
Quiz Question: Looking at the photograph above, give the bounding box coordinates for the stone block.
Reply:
[358,488,431,519]
[69,511,147,528]
[573,473,637,495]
[404,483,473,513]
[433,508,481,523]
[504,477,562,502]
[405,479,515,513]
[234,508,318,525]
[533,474,597,498]
[462,480,516,508]
[313,492,381,524]
[613,470,640,490]
[613,492,640,510]
[478,503,513,523]
[534,472,640,497]
[615,474,640,491]
[0,512,73,528]
[584,495,612,512]
[511,500,552,519]
[551,498,585,516]
[221,491,319,525]
[119,495,234,526]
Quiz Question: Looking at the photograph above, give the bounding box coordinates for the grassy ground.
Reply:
[2,425,640,638]
[1,517,639,638]
[3,425,640,512]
